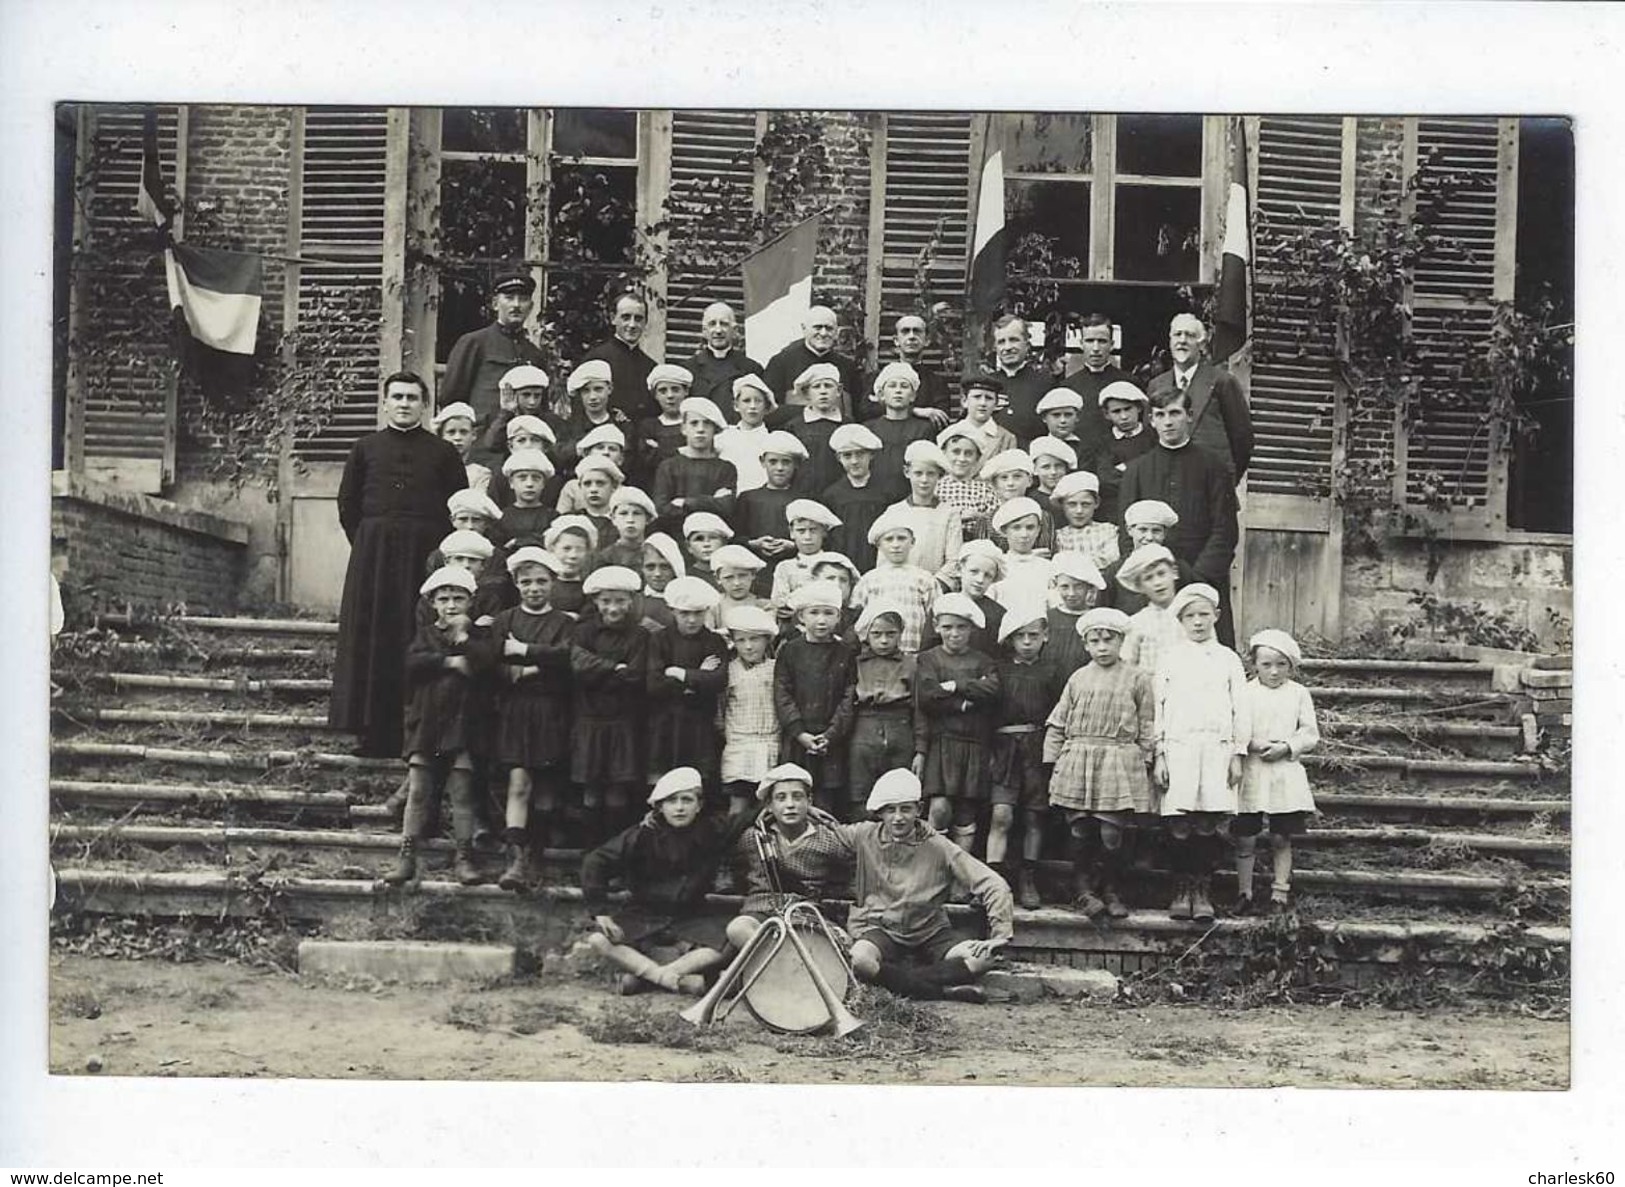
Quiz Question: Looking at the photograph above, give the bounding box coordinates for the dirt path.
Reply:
[48,954,1568,1089]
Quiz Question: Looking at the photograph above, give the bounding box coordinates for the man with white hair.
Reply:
[682,301,766,411]
[762,304,862,418]
[1145,312,1253,481]
[580,291,660,421]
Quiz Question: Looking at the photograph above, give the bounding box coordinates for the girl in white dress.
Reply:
[1232,628,1320,914]
[1153,583,1249,922]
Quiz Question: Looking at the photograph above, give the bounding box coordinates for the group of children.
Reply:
[390,355,1320,928]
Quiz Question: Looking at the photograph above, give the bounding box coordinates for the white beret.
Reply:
[808,551,860,581]
[756,762,815,802]
[759,429,809,459]
[567,359,613,392]
[643,533,686,578]
[544,515,599,552]
[1169,583,1222,620]
[955,538,1007,578]
[1035,387,1084,414]
[723,605,778,636]
[733,373,777,406]
[678,396,728,429]
[648,363,695,390]
[997,599,1049,642]
[682,511,734,540]
[575,454,625,483]
[866,767,923,812]
[506,546,563,576]
[853,599,908,638]
[501,365,551,390]
[502,448,556,478]
[447,488,503,520]
[505,414,556,444]
[432,401,478,428]
[1051,552,1106,589]
[787,580,846,613]
[420,565,477,597]
[990,496,1044,533]
[1114,543,1177,593]
[710,543,767,573]
[1029,436,1078,468]
[979,449,1035,481]
[931,591,986,629]
[865,505,918,545]
[663,575,721,613]
[1077,606,1133,638]
[1123,499,1180,529]
[785,499,841,529]
[648,766,703,805]
[936,420,988,452]
[1249,628,1302,667]
[438,529,494,560]
[577,422,626,452]
[903,440,950,472]
[829,423,884,453]
[1051,471,1102,503]
[794,361,842,388]
[608,486,657,517]
[1099,380,1148,406]
[582,565,642,595]
[871,360,921,395]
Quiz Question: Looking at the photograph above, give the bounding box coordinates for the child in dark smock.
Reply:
[951,540,1008,658]
[914,592,1001,854]
[1042,551,1107,677]
[652,396,736,537]
[772,579,857,818]
[497,448,556,553]
[543,516,597,615]
[645,576,731,797]
[479,545,576,892]
[846,602,918,822]
[598,486,657,572]
[570,565,651,844]
[382,566,489,888]
[732,429,805,597]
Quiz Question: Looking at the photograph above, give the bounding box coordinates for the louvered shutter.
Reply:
[871,113,975,373]
[1245,116,1350,528]
[291,107,394,462]
[662,110,761,363]
[1399,117,1517,530]
[79,105,184,492]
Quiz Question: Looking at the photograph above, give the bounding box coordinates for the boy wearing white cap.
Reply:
[987,497,1054,605]
[935,422,1001,542]
[890,439,965,579]
[915,593,1001,853]
[774,580,858,815]
[646,576,730,804]
[821,422,901,572]
[768,499,841,617]
[476,364,565,474]
[635,362,695,483]
[681,510,733,590]
[597,485,658,572]
[570,566,653,842]
[562,359,629,468]
[1051,470,1120,571]
[638,533,685,631]
[1035,387,1086,452]
[715,373,777,494]
[1099,499,1197,617]
[1118,543,1188,672]
[1087,379,1154,524]
[779,362,849,494]
[497,448,557,555]
[383,566,490,888]
[850,506,938,654]
[864,361,937,492]
[1043,551,1108,676]
[822,768,1014,1003]
[542,515,597,615]
[718,606,782,818]
[653,395,737,537]
[732,429,805,595]
[447,487,504,537]
[708,543,770,629]
[433,401,491,493]
[581,767,755,996]
[846,602,920,820]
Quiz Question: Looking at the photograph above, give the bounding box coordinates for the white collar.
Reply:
[803,407,842,424]
[1173,362,1200,384]
[1113,424,1144,439]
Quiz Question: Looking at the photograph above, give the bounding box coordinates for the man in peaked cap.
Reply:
[580,291,661,421]
[440,270,548,428]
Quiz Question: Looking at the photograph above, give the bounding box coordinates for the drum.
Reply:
[738,918,853,1035]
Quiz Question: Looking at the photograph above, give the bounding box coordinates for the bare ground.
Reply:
[47,953,1568,1089]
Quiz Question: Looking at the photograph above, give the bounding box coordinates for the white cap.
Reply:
[936,420,986,452]
[866,767,923,812]
[648,766,703,805]
[678,395,728,429]
[997,599,1048,642]
[794,361,842,388]
[582,565,642,595]
[505,415,556,444]
[502,448,556,478]
[648,363,695,390]
[608,486,656,517]
[1170,583,1222,620]
[567,359,613,392]
[1123,499,1180,529]
[577,422,627,452]
[787,580,845,613]
[710,543,766,573]
[756,762,814,802]
[786,499,841,530]
[575,454,624,483]
[990,496,1044,534]
[643,533,686,578]
[865,504,918,545]
[829,423,884,453]
[1099,380,1148,407]
[871,360,921,395]
[501,365,551,391]
[663,575,721,613]
[439,529,494,560]
[1249,628,1303,668]
[1115,543,1177,593]
[420,565,477,597]
[808,551,859,581]
[853,599,908,639]
[682,511,734,540]
[506,546,563,576]
[432,401,478,428]
[956,539,1006,579]
[1051,552,1106,589]
[931,591,986,629]
[1029,436,1079,469]
[1051,471,1102,503]
[759,430,809,460]
[724,605,778,636]
[1078,606,1133,638]
[545,515,599,552]
[980,449,1035,481]
[733,373,776,406]
[903,440,950,472]
[447,488,502,520]
[1035,387,1084,414]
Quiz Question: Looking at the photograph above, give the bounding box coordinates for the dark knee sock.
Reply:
[874,962,940,1001]
[445,767,477,844]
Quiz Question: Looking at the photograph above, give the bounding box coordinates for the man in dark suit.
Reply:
[580,292,659,422]
[762,305,863,418]
[682,301,765,414]
[438,272,548,429]
[1144,312,1254,482]
[984,314,1053,446]
[1062,312,1135,458]
[865,313,952,426]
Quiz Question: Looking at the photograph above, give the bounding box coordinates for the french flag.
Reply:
[742,212,823,364]
[1210,119,1251,364]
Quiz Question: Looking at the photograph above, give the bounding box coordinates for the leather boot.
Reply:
[382,838,417,887]
[1190,875,1216,922]
[1098,849,1130,918]
[498,843,530,892]
[453,843,483,886]
[1168,877,1194,920]
[1016,865,1042,911]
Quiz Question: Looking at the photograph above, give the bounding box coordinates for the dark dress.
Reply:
[652,454,738,536]
[569,616,650,785]
[914,646,1000,802]
[478,604,575,770]
[401,620,486,760]
[440,322,548,426]
[1042,607,1090,677]
[772,635,857,790]
[329,426,467,757]
[988,655,1070,808]
[968,594,1006,658]
[822,473,907,574]
[645,626,731,784]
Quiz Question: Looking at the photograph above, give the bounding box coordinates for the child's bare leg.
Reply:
[651,945,727,994]
[1270,833,1294,902]
[1165,816,1194,918]
[986,803,1015,865]
[505,768,532,832]
[1234,833,1259,907]
[725,915,763,950]
[950,801,978,853]
[585,933,664,989]
[928,795,952,833]
[499,767,534,891]
[384,756,435,885]
[849,939,884,983]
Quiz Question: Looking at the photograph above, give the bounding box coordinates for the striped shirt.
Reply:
[851,562,939,653]
[1055,521,1121,571]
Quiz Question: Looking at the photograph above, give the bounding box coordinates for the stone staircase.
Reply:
[48,614,1572,990]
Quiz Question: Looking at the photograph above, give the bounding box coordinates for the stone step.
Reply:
[1304,752,1546,785]
[1319,717,1525,758]
[51,739,398,773]
[1314,790,1568,819]
[76,707,334,730]
[1299,657,1497,684]
[49,778,352,815]
[298,939,516,983]
[95,613,339,636]
[107,673,331,695]
[111,641,326,665]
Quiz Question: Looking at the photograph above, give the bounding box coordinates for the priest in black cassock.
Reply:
[329,373,469,758]
[1061,312,1136,458]
[761,305,863,418]
[439,272,547,428]
[580,292,659,422]
[864,313,953,426]
[984,314,1054,446]
[682,301,765,414]
[1117,384,1241,646]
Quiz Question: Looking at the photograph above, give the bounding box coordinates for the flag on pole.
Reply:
[135,107,172,229]
[968,116,1007,318]
[1210,119,1251,363]
[742,212,823,364]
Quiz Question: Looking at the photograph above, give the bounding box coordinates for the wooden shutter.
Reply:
[661,110,762,363]
[1397,117,1518,530]
[290,107,395,462]
[78,105,185,492]
[1244,116,1351,528]
[867,113,975,372]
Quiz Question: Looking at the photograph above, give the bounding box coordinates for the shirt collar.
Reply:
[1113,424,1144,440]
[1173,362,1199,386]
[803,407,842,424]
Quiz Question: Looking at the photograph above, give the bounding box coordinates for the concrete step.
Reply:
[49,778,352,816]
[106,673,331,695]
[51,739,397,774]
[95,613,338,636]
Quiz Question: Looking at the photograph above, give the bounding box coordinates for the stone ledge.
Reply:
[53,471,250,546]
[297,939,516,983]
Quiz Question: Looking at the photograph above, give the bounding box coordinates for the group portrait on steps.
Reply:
[326,269,1321,1005]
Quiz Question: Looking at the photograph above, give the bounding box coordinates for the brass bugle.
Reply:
[680,917,785,1027]
[780,906,864,1037]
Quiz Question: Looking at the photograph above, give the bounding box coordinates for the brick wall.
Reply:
[52,474,248,615]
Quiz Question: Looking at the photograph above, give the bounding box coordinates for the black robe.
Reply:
[762,341,863,418]
[440,322,548,426]
[682,346,766,415]
[580,336,659,421]
[1062,363,1137,458]
[329,426,468,756]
